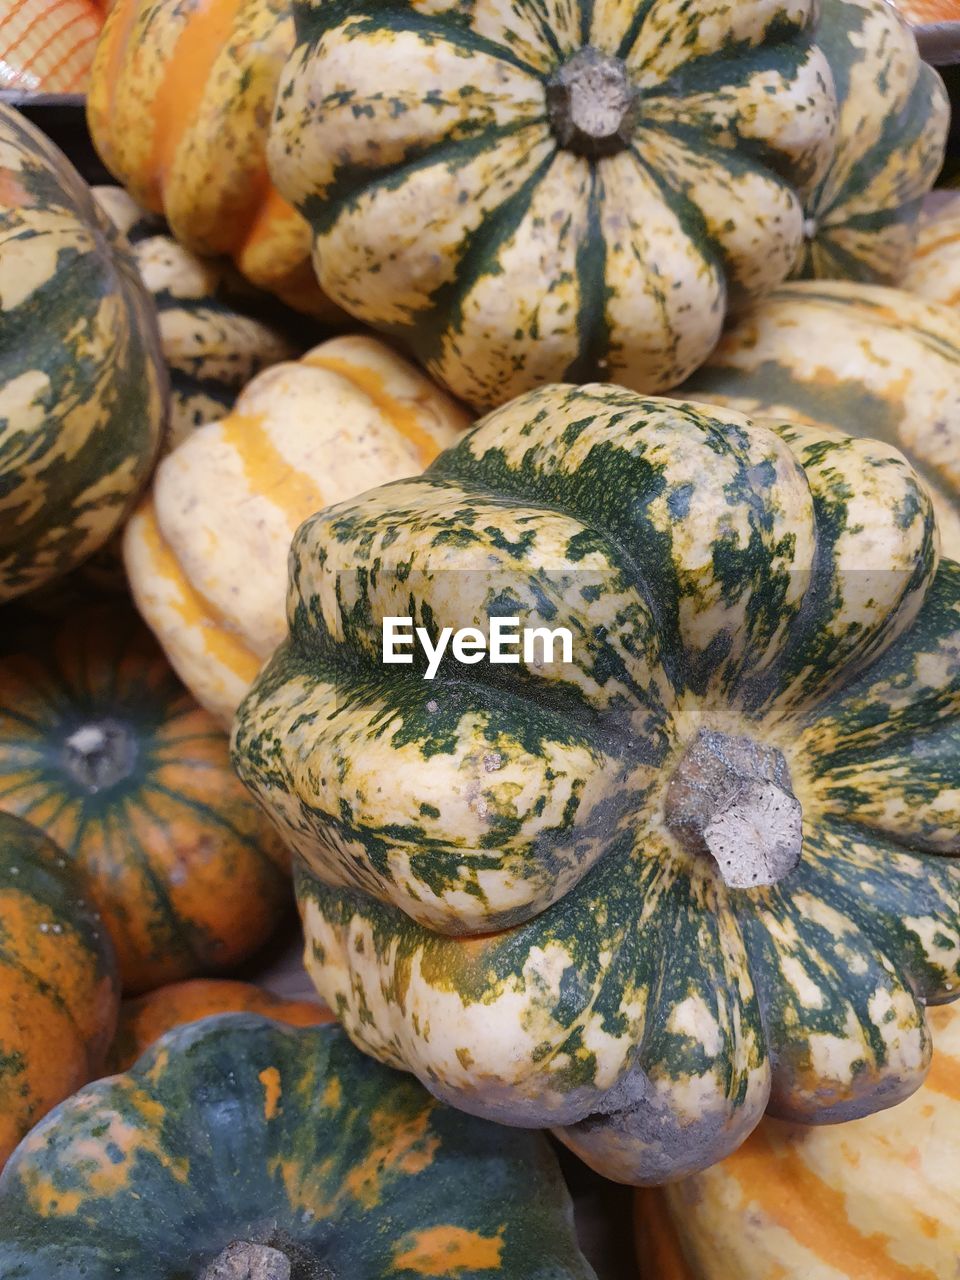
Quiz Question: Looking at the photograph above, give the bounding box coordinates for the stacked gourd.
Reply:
[0,0,958,1274]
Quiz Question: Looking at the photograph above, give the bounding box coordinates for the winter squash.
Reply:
[0,0,103,93]
[233,383,960,1184]
[88,0,335,318]
[93,186,303,448]
[0,1014,594,1279]
[0,812,118,1169]
[0,104,166,604]
[634,999,960,1278]
[0,605,290,993]
[796,0,947,283]
[108,978,331,1070]
[904,195,960,306]
[681,280,960,559]
[124,336,470,726]
[268,0,839,409]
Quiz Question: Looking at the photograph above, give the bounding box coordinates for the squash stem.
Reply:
[664,728,802,888]
[546,46,638,157]
[200,1241,292,1280]
[62,719,137,793]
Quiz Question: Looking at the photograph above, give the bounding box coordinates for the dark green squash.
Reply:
[0,104,167,602]
[0,1014,594,1279]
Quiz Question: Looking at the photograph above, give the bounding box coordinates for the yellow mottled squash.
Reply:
[124,337,470,726]
[93,186,304,448]
[635,1000,960,1279]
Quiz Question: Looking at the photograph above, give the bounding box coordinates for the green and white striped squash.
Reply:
[92,187,304,450]
[0,1014,594,1279]
[268,0,839,410]
[0,105,167,603]
[796,0,948,283]
[233,384,960,1185]
[680,279,960,559]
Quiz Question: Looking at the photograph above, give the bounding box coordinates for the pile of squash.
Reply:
[0,0,958,1275]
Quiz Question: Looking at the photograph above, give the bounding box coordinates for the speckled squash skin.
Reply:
[124,336,470,727]
[634,999,960,1278]
[93,186,304,448]
[796,0,947,284]
[681,279,960,559]
[0,813,119,1169]
[108,979,331,1070]
[0,605,290,994]
[0,1014,595,1280]
[87,0,336,318]
[0,104,167,604]
[268,0,839,409]
[233,384,960,1185]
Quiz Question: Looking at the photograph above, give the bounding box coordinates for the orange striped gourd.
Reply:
[123,336,470,726]
[87,0,333,316]
[0,0,103,93]
[635,1000,960,1279]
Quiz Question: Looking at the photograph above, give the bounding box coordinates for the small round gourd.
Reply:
[268,0,839,407]
[0,605,290,993]
[0,1015,594,1280]
[93,186,303,448]
[0,812,118,1168]
[108,978,331,1071]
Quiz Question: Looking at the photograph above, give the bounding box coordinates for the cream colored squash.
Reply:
[635,1000,960,1279]
[681,280,960,558]
[123,336,469,726]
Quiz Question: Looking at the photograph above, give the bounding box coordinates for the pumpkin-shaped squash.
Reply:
[0,0,103,93]
[0,812,119,1169]
[795,0,947,283]
[634,999,960,1278]
[0,1014,595,1279]
[124,336,470,727]
[233,384,960,1184]
[680,280,960,559]
[268,0,839,409]
[0,604,290,993]
[87,0,335,318]
[0,104,166,603]
[93,186,304,448]
[108,978,331,1070]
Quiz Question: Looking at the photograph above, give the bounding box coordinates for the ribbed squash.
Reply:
[124,336,470,726]
[904,195,960,306]
[0,0,103,93]
[0,104,166,603]
[234,384,960,1184]
[795,0,947,283]
[87,0,335,318]
[93,186,302,448]
[269,0,839,409]
[0,1015,594,1280]
[0,812,118,1169]
[0,605,290,993]
[681,280,960,559]
[634,1000,960,1279]
[108,978,331,1070]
